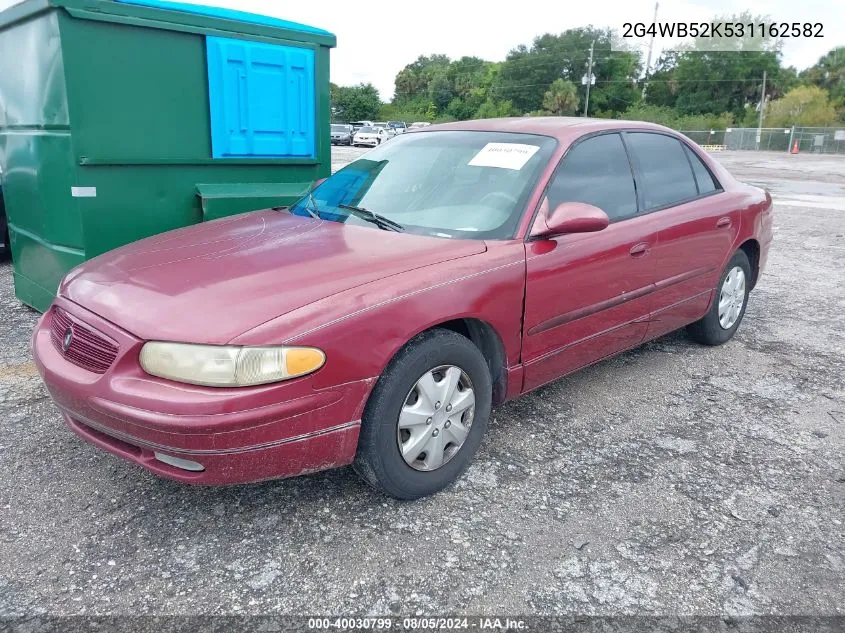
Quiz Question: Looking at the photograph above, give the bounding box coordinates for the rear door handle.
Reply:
[716,217,732,228]
[629,242,649,257]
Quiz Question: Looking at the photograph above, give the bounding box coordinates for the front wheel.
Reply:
[687,250,751,346]
[354,329,492,500]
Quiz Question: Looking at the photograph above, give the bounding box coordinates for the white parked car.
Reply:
[408,121,432,130]
[387,121,407,134]
[350,120,374,135]
[353,126,391,147]
[373,123,396,138]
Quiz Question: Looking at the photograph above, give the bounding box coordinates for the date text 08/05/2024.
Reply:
[307,617,527,630]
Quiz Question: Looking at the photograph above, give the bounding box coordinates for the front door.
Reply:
[522,132,657,392]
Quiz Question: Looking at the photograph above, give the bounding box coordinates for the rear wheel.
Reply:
[354,329,492,500]
[687,250,751,346]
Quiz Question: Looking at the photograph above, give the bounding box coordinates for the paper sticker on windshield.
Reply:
[468,143,540,170]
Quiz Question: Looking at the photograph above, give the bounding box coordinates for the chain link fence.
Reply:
[678,126,845,154]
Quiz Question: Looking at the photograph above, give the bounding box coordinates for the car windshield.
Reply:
[331,125,348,132]
[357,126,375,133]
[289,131,557,240]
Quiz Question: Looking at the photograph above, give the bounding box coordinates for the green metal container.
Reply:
[0,0,335,311]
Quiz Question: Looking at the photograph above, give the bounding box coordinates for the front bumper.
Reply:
[33,298,371,485]
[354,138,378,146]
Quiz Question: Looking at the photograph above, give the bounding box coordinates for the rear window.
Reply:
[625,132,698,210]
[358,127,374,132]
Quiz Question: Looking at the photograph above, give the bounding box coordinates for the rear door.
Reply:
[623,132,739,339]
[522,132,657,392]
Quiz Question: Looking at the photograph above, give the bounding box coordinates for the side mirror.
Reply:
[531,202,609,238]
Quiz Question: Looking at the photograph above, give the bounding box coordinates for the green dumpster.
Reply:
[0,0,335,311]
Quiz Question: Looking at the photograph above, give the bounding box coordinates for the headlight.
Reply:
[139,342,325,387]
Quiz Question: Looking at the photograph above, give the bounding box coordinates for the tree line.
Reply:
[330,16,844,131]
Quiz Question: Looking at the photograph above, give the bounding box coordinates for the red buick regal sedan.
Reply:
[33,118,773,499]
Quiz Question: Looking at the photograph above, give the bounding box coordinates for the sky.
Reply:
[0,0,840,100]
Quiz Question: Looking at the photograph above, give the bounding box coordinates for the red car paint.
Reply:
[32,118,773,485]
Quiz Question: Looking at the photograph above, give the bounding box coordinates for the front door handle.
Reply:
[629,242,649,257]
[716,216,732,228]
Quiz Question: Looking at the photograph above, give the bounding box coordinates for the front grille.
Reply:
[50,307,119,374]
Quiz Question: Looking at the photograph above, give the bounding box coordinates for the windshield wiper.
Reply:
[338,204,405,232]
[300,191,322,220]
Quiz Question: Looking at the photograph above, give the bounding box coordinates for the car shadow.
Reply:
[134,329,704,516]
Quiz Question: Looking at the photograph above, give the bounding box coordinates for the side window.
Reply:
[625,133,698,210]
[547,133,637,222]
[684,145,720,194]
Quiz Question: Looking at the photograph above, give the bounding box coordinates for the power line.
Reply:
[473,78,772,92]
[397,58,779,86]
[397,76,771,97]
[599,78,768,83]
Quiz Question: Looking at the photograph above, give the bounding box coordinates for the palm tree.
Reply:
[542,79,580,115]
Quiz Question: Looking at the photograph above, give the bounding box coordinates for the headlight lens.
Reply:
[139,342,325,387]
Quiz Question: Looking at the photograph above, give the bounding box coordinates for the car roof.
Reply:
[413,117,676,143]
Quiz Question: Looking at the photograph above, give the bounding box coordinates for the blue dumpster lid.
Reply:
[114,0,334,37]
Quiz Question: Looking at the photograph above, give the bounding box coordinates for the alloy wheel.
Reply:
[718,266,746,329]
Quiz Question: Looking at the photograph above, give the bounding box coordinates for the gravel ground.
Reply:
[1,150,843,617]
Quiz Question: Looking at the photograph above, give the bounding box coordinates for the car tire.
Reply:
[687,250,751,346]
[353,328,492,500]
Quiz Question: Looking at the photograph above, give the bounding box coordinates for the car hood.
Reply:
[60,210,487,344]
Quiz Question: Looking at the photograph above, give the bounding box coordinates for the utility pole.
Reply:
[582,40,595,117]
[641,1,659,101]
[756,70,766,148]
